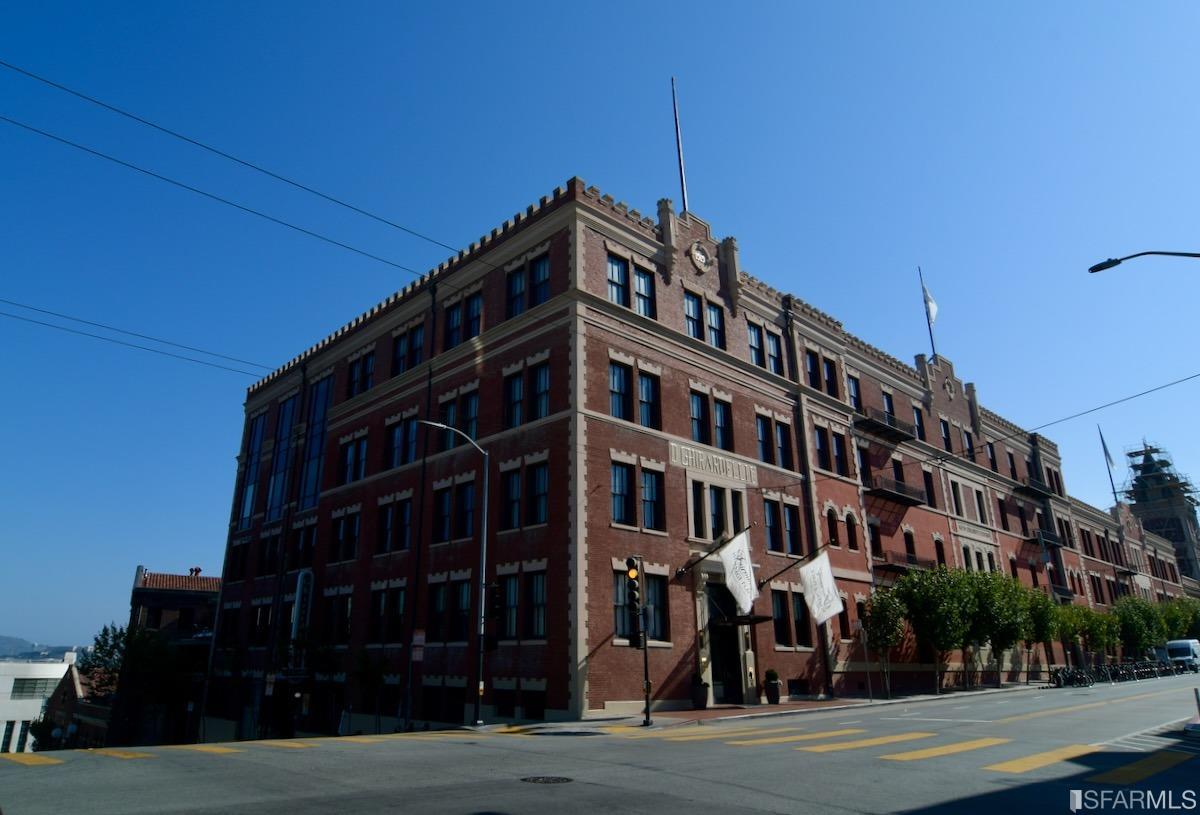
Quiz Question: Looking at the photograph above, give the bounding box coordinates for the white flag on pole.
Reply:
[922,283,938,327]
[799,552,844,626]
[717,530,758,615]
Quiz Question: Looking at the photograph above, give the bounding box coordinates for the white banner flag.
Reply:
[922,283,938,327]
[799,551,844,626]
[717,530,758,615]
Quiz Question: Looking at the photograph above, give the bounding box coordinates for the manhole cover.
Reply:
[520,776,573,784]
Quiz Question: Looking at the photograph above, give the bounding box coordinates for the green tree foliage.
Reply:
[861,589,907,698]
[1113,596,1167,659]
[1024,588,1059,672]
[78,623,127,699]
[1080,610,1118,657]
[1160,597,1200,640]
[961,572,1029,686]
[895,567,975,692]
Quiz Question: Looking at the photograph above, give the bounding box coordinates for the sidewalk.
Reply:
[484,680,1049,734]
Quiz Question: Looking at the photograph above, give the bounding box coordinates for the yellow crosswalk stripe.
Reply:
[994,690,1172,725]
[165,744,243,754]
[253,740,318,749]
[881,737,1011,761]
[665,726,802,742]
[93,748,156,759]
[0,753,63,766]
[1087,750,1195,785]
[606,725,761,740]
[338,736,391,743]
[799,732,936,753]
[729,728,866,746]
[983,744,1097,774]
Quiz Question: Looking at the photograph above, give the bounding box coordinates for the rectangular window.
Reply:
[332,512,360,563]
[607,255,630,307]
[1008,451,1018,480]
[692,481,706,539]
[764,499,783,551]
[611,462,636,525]
[347,352,375,399]
[502,575,519,639]
[339,437,367,485]
[951,482,964,516]
[713,400,733,451]
[444,303,463,349]
[637,372,661,429]
[756,416,774,464]
[805,350,820,389]
[784,504,802,555]
[454,482,476,539]
[987,442,998,472]
[265,394,298,522]
[439,400,458,451]
[377,504,395,554]
[848,376,862,411]
[913,406,926,441]
[609,362,633,420]
[766,332,784,375]
[642,469,665,531]
[451,580,471,642]
[709,485,727,539]
[530,363,550,420]
[369,589,387,643]
[857,445,871,484]
[238,413,267,530]
[975,490,987,524]
[504,372,523,428]
[501,470,521,531]
[525,572,547,639]
[527,463,548,525]
[882,391,896,418]
[433,488,451,543]
[997,498,1010,532]
[772,590,792,646]
[963,430,975,459]
[506,268,526,318]
[634,267,657,318]
[823,359,839,397]
[460,392,479,440]
[814,427,832,471]
[684,291,703,339]
[748,323,765,367]
[387,416,418,469]
[793,592,813,647]
[690,391,711,445]
[645,575,667,641]
[777,423,795,471]
[831,432,847,476]
[408,325,424,366]
[530,255,550,306]
[940,419,953,452]
[464,293,482,340]
[705,303,725,349]
[613,572,631,638]
[923,471,937,508]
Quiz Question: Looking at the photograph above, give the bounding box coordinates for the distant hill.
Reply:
[0,636,36,656]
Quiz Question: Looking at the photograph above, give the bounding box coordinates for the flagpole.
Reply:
[675,523,755,577]
[671,76,689,215]
[1099,425,1120,507]
[919,266,937,360]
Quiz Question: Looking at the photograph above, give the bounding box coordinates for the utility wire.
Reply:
[0,310,259,376]
[0,58,464,257]
[0,296,272,369]
[0,114,424,277]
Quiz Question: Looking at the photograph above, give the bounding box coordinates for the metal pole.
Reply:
[639,555,652,726]
[474,451,489,727]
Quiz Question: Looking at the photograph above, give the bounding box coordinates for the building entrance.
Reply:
[706,584,744,704]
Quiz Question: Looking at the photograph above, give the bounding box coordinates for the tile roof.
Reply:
[138,572,221,593]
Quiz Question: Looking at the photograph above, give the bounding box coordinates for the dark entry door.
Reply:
[707,584,743,704]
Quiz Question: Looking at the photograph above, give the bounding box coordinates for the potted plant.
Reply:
[690,673,709,710]
[764,669,782,704]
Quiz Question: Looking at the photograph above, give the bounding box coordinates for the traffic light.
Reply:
[625,557,644,649]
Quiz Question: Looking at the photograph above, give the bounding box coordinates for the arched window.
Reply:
[845,516,859,550]
[826,509,839,546]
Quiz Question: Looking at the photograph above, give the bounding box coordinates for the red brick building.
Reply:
[209,178,1191,735]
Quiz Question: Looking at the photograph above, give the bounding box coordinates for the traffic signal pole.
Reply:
[626,556,652,727]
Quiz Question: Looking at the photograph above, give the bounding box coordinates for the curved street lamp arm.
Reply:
[416,419,486,458]
[1089,251,1200,274]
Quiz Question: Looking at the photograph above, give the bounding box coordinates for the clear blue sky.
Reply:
[4,3,1199,645]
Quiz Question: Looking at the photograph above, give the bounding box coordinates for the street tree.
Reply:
[1160,597,1200,640]
[895,567,975,693]
[861,589,907,698]
[78,623,126,699]
[1025,588,1059,674]
[977,572,1029,686]
[1113,596,1166,660]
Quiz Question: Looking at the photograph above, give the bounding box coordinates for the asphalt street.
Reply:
[2,673,1198,815]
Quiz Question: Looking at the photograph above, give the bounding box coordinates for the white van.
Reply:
[1165,639,1200,672]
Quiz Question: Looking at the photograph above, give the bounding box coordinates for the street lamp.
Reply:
[1088,251,1200,274]
[417,419,490,727]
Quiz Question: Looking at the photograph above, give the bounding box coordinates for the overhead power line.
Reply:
[0,296,272,369]
[0,310,259,376]
[0,114,424,277]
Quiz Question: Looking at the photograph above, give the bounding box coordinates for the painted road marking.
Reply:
[881,737,1011,762]
[0,753,63,766]
[838,720,862,725]
[665,726,801,742]
[93,748,155,759]
[983,744,1098,774]
[880,717,994,724]
[1087,750,1195,785]
[994,690,1173,725]
[253,740,318,749]
[729,728,865,746]
[165,744,244,754]
[799,732,937,753]
[610,725,765,740]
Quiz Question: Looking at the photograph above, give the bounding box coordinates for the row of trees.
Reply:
[861,567,1200,696]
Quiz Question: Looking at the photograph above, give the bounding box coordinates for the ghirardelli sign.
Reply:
[669,441,758,486]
